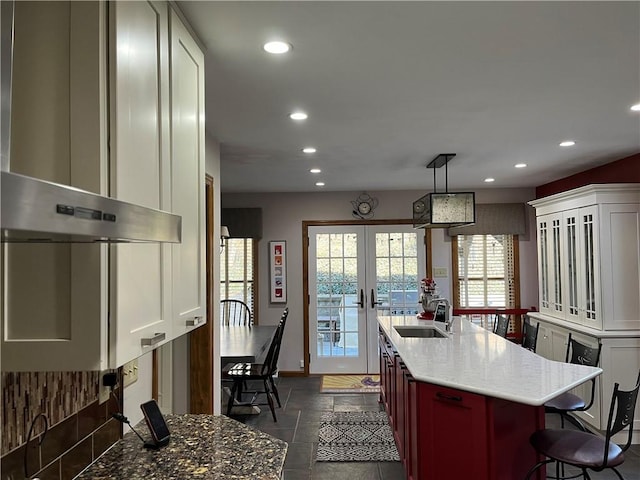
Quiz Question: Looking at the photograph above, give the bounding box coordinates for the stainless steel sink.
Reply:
[393,326,448,338]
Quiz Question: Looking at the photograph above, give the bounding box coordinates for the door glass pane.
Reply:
[540,221,549,308]
[583,213,596,320]
[376,232,419,316]
[566,216,578,315]
[315,232,359,358]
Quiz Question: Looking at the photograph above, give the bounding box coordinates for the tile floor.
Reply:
[228,376,640,480]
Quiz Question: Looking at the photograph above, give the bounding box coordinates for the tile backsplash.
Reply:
[1,371,122,479]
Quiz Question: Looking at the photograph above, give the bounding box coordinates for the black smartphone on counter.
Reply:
[140,399,170,448]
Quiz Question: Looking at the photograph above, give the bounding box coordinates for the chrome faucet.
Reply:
[444,316,454,332]
[429,298,452,329]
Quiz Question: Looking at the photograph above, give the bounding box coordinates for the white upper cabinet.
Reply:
[530,184,640,331]
[108,0,173,367]
[169,10,206,337]
[1,1,206,371]
[1,1,107,371]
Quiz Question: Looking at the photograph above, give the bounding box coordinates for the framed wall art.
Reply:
[269,240,287,303]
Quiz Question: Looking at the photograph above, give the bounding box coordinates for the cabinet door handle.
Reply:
[186,316,203,327]
[436,392,463,402]
[141,332,166,347]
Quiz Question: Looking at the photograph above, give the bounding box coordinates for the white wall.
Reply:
[222,188,539,373]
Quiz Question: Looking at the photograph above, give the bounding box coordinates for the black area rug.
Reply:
[316,411,400,462]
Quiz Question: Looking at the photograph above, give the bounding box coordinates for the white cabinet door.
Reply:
[108,0,172,367]
[563,207,601,329]
[599,203,640,330]
[537,213,564,318]
[599,337,640,432]
[1,2,107,371]
[576,206,601,329]
[169,10,206,337]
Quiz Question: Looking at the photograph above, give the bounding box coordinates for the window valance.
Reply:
[221,208,263,239]
[447,203,526,236]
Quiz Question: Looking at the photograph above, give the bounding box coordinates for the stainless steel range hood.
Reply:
[0,2,181,244]
[1,171,182,243]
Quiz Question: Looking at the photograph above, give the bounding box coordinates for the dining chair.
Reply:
[521,317,539,352]
[223,307,289,422]
[220,299,252,326]
[544,333,602,430]
[492,314,510,338]
[525,370,640,480]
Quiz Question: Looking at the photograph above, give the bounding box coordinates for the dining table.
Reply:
[220,324,278,415]
[220,324,278,366]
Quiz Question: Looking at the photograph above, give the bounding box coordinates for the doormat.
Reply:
[316,411,399,462]
[320,374,381,393]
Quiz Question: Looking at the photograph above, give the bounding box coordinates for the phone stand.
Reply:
[143,438,170,450]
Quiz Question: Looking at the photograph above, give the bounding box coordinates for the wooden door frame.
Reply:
[187,174,215,413]
[301,220,431,375]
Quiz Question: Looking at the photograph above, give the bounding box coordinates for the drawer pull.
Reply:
[141,332,166,347]
[436,392,462,402]
[186,316,203,327]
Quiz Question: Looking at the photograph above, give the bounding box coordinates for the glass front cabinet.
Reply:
[531,185,639,332]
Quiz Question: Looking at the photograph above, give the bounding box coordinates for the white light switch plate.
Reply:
[123,359,139,388]
[433,267,448,277]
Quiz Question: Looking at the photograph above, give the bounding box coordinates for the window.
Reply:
[221,238,257,314]
[454,234,518,309]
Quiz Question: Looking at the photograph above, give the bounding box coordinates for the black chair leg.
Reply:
[269,375,281,407]
[610,467,625,480]
[264,379,277,422]
[524,459,554,480]
[227,380,239,416]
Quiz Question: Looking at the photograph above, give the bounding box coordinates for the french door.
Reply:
[308,225,425,374]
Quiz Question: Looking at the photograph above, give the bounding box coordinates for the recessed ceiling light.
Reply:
[315,181,325,187]
[263,41,291,54]
[290,112,308,121]
[631,103,640,112]
[515,163,527,169]
[310,168,321,174]
[484,177,495,183]
[559,140,576,147]
[303,147,316,154]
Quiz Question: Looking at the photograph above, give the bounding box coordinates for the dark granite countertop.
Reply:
[75,414,287,479]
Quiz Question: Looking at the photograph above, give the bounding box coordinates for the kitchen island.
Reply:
[75,414,287,479]
[378,315,601,480]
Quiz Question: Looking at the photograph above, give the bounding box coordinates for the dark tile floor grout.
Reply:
[227,376,640,480]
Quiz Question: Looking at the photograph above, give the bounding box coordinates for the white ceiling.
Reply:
[178,1,640,193]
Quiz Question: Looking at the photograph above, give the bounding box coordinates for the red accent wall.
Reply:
[535,153,640,199]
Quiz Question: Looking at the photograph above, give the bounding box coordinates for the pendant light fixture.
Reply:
[413,153,475,228]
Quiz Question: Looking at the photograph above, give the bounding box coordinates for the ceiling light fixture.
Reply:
[559,140,576,147]
[413,153,475,229]
[290,112,308,121]
[484,177,495,183]
[302,147,316,153]
[515,163,527,168]
[263,41,291,54]
[310,168,321,174]
[631,104,640,112]
[315,181,325,187]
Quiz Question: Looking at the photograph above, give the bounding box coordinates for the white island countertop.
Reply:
[378,315,602,406]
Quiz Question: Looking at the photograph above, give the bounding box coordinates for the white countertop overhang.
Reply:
[378,315,602,406]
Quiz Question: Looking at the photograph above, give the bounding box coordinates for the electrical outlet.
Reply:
[123,359,139,388]
[299,359,304,368]
[98,370,111,404]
